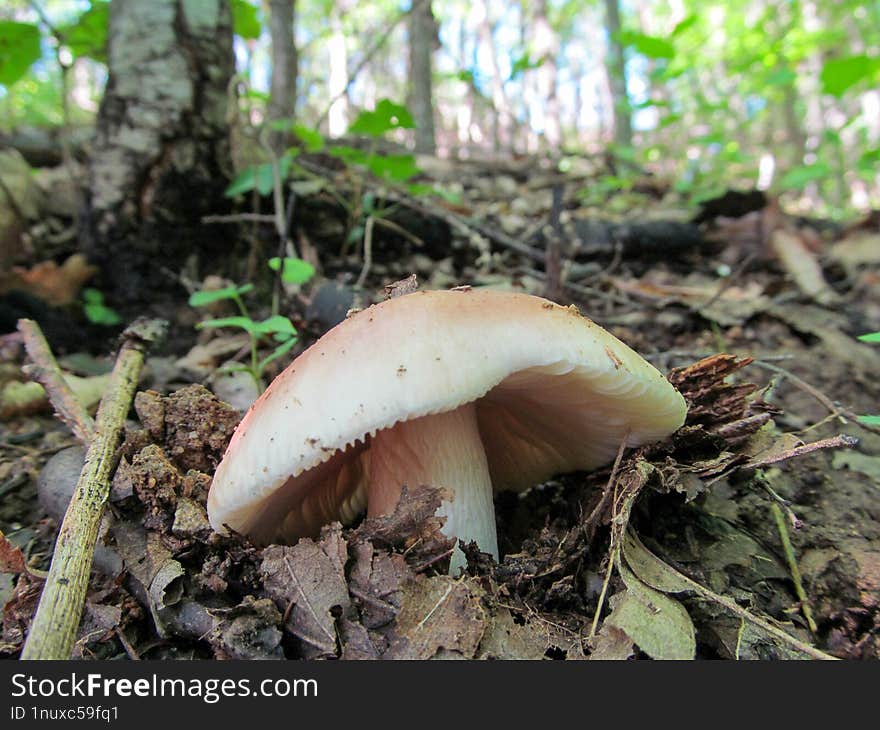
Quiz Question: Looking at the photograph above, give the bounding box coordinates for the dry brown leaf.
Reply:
[0,530,28,574]
[10,254,97,306]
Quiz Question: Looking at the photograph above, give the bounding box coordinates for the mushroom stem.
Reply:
[368,402,498,572]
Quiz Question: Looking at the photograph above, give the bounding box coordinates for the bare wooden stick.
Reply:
[17,319,95,444]
[21,318,166,660]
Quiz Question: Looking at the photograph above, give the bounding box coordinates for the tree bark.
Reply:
[268,0,298,155]
[88,0,235,311]
[603,0,632,148]
[407,0,437,154]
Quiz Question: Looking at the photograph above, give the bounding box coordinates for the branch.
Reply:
[17,319,94,444]
[20,318,167,660]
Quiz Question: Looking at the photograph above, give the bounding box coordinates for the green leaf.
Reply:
[268,257,315,284]
[821,55,880,97]
[259,337,297,372]
[225,156,293,197]
[619,31,675,60]
[196,316,259,334]
[859,415,880,426]
[765,68,796,87]
[857,332,880,343]
[188,284,253,307]
[84,302,122,326]
[254,315,297,337]
[293,124,325,153]
[82,287,104,305]
[232,0,261,40]
[0,22,42,87]
[606,563,696,660]
[58,1,109,61]
[328,144,370,166]
[348,99,415,137]
[671,15,697,37]
[367,153,420,183]
[778,162,831,190]
[509,52,543,80]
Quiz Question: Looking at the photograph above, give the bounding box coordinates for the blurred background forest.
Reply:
[2,0,879,218]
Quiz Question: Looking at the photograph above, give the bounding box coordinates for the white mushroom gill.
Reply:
[368,402,497,572]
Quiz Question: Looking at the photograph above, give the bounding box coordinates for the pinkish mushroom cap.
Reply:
[207,289,687,568]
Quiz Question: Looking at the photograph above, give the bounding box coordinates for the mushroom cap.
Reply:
[207,289,687,544]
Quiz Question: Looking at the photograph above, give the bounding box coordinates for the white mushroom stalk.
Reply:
[369,403,497,570]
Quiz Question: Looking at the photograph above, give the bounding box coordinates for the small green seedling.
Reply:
[82,288,122,326]
[189,258,315,389]
[857,331,880,425]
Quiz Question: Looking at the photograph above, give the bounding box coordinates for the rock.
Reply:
[37,445,86,521]
[306,280,356,330]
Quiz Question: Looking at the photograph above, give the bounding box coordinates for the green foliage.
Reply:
[820,55,880,97]
[232,0,262,40]
[858,332,880,344]
[58,1,109,62]
[81,288,122,326]
[225,156,293,197]
[618,31,675,60]
[778,162,832,191]
[268,256,316,285]
[0,22,41,87]
[509,52,544,80]
[347,99,415,137]
[188,259,314,388]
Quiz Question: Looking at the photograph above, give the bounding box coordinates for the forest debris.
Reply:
[162,385,240,472]
[260,526,350,659]
[0,529,28,574]
[588,624,635,660]
[17,317,98,440]
[21,318,165,660]
[383,574,486,659]
[1,574,43,652]
[744,432,858,469]
[352,485,456,572]
[611,277,770,326]
[133,390,164,441]
[208,596,283,660]
[604,562,696,660]
[770,228,838,305]
[621,529,835,660]
[9,254,97,307]
[0,372,111,421]
[209,365,261,414]
[477,608,554,660]
[347,542,409,631]
[175,333,252,380]
[383,273,419,298]
[767,302,880,372]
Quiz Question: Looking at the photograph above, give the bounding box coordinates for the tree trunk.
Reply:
[407,0,437,154]
[88,0,235,312]
[532,0,561,149]
[603,0,632,148]
[268,0,298,155]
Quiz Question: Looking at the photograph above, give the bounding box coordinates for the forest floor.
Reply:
[0,152,878,659]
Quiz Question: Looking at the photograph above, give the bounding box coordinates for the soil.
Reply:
[1,157,878,660]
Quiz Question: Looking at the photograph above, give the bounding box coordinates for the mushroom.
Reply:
[207,289,687,570]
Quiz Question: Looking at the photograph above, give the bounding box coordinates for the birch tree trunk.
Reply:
[268,0,298,154]
[603,0,632,148]
[88,0,235,310]
[408,0,437,154]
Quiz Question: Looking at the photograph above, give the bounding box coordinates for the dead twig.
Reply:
[17,319,94,444]
[21,318,166,660]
